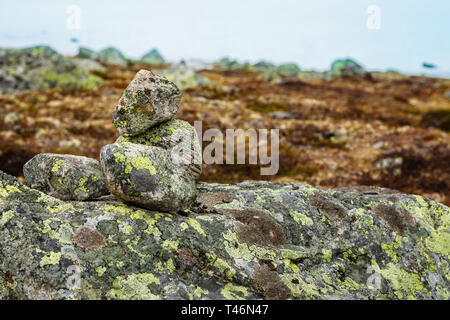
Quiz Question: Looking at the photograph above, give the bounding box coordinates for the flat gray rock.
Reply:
[100,142,197,212]
[23,153,109,201]
[112,70,181,135]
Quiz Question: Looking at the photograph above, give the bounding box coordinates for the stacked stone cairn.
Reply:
[24,70,202,212]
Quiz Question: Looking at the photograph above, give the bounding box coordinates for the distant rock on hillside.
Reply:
[0,45,103,94]
[71,58,106,74]
[97,47,128,66]
[159,61,214,89]
[77,46,128,66]
[277,63,301,77]
[77,46,99,60]
[215,57,251,70]
[251,60,301,83]
[141,48,166,66]
[330,58,366,77]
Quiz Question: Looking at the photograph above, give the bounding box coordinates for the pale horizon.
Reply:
[1,0,449,77]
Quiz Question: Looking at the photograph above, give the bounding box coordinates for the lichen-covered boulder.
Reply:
[100,142,197,212]
[330,58,366,78]
[0,170,449,300]
[0,46,102,93]
[112,70,182,135]
[23,153,109,201]
[116,119,202,177]
[141,48,166,66]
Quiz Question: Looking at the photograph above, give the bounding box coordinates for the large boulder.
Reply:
[100,142,197,212]
[23,154,109,201]
[0,171,449,300]
[115,119,202,177]
[112,70,182,135]
[0,45,103,93]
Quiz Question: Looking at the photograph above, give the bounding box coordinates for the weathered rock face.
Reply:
[115,119,202,177]
[23,154,109,201]
[0,170,449,300]
[112,70,182,135]
[100,143,197,212]
[0,46,102,93]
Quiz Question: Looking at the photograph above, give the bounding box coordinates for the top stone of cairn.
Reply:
[112,70,182,135]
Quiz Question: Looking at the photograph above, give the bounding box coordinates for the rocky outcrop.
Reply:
[0,170,449,300]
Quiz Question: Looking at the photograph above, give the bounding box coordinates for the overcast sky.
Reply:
[1,0,449,75]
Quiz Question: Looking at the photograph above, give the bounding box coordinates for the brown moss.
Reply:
[221,208,285,248]
[310,195,347,220]
[251,263,290,300]
[245,101,289,113]
[372,204,417,235]
[175,246,202,269]
[72,226,106,251]
[421,109,450,132]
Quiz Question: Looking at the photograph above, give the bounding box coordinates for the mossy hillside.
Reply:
[1,170,449,300]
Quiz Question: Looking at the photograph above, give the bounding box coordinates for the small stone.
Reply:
[112,70,182,135]
[100,142,197,212]
[115,119,202,178]
[23,153,109,201]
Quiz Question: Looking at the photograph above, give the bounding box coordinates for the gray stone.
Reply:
[100,142,197,212]
[112,70,182,135]
[23,153,109,201]
[115,119,202,178]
